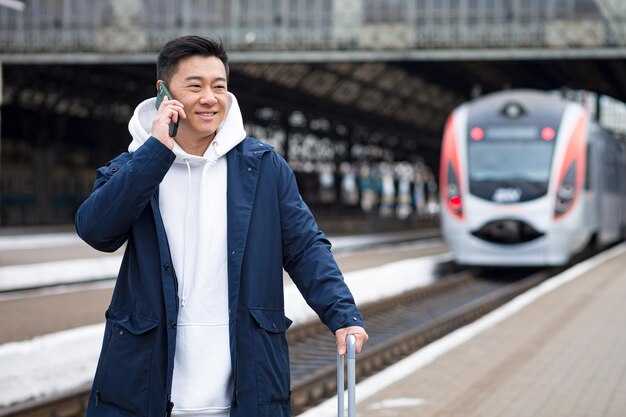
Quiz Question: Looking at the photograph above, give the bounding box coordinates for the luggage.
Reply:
[337,334,356,417]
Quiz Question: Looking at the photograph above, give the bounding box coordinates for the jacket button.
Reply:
[247,167,252,172]
[164,264,170,271]
[352,317,358,321]
[272,322,277,329]
[111,167,118,172]
[171,322,177,329]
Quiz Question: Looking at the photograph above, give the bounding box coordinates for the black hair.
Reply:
[156,36,229,84]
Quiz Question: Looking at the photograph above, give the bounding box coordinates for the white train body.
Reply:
[440,90,626,266]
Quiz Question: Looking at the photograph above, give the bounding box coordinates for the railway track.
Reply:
[0,262,560,417]
[289,266,556,414]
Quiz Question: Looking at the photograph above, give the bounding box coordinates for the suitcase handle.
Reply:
[337,334,356,417]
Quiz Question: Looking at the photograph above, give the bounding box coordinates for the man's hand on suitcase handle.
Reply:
[335,326,368,355]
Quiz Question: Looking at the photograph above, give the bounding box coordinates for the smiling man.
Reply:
[76,36,367,417]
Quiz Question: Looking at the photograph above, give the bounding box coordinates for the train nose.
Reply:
[471,220,544,244]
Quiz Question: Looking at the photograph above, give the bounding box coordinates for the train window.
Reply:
[605,143,619,193]
[468,141,554,182]
[467,137,555,202]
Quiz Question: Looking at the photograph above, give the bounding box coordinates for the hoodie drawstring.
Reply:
[181,159,192,307]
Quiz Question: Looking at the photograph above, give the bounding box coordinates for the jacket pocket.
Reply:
[96,306,159,416]
[249,308,293,405]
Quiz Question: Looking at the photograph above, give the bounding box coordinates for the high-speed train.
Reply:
[440,89,626,266]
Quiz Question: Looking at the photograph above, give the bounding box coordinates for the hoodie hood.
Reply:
[128,92,246,166]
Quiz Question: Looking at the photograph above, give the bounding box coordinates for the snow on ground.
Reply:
[0,257,123,292]
[0,325,103,407]
[0,229,431,253]
[284,253,451,323]
[0,232,440,292]
[0,232,82,251]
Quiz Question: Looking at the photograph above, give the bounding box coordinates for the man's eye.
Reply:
[189,84,201,88]
[214,85,226,90]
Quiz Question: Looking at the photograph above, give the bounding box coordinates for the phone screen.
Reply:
[155,83,179,137]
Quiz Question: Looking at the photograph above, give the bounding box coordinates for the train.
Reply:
[440,89,626,266]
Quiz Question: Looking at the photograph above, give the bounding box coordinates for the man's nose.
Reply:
[200,89,218,105]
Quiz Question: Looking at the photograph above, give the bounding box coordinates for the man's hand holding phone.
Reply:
[153,83,186,150]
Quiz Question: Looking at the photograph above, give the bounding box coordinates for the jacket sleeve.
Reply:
[75,137,176,252]
[275,153,365,333]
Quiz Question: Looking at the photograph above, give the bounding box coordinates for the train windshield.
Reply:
[468,126,556,202]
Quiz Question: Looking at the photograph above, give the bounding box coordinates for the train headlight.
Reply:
[554,162,577,217]
[449,195,463,211]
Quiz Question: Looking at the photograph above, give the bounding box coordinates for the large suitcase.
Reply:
[337,334,356,417]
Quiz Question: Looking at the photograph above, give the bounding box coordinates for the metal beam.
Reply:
[3,47,626,65]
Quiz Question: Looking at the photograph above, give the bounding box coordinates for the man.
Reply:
[76,35,368,417]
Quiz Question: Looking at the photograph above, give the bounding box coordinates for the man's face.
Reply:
[167,55,229,142]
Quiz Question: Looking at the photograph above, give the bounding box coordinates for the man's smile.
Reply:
[196,111,218,120]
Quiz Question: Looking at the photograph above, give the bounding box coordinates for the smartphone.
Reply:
[155,83,179,137]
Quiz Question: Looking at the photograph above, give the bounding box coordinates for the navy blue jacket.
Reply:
[76,137,364,417]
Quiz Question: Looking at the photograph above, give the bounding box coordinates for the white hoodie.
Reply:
[128,93,246,417]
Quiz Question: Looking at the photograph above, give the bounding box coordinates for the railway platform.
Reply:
[304,243,626,417]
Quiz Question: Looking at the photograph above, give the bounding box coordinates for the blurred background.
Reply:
[2,0,625,235]
[1,1,626,415]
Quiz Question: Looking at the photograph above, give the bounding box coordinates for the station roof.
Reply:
[3,53,625,172]
[4,0,626,170]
